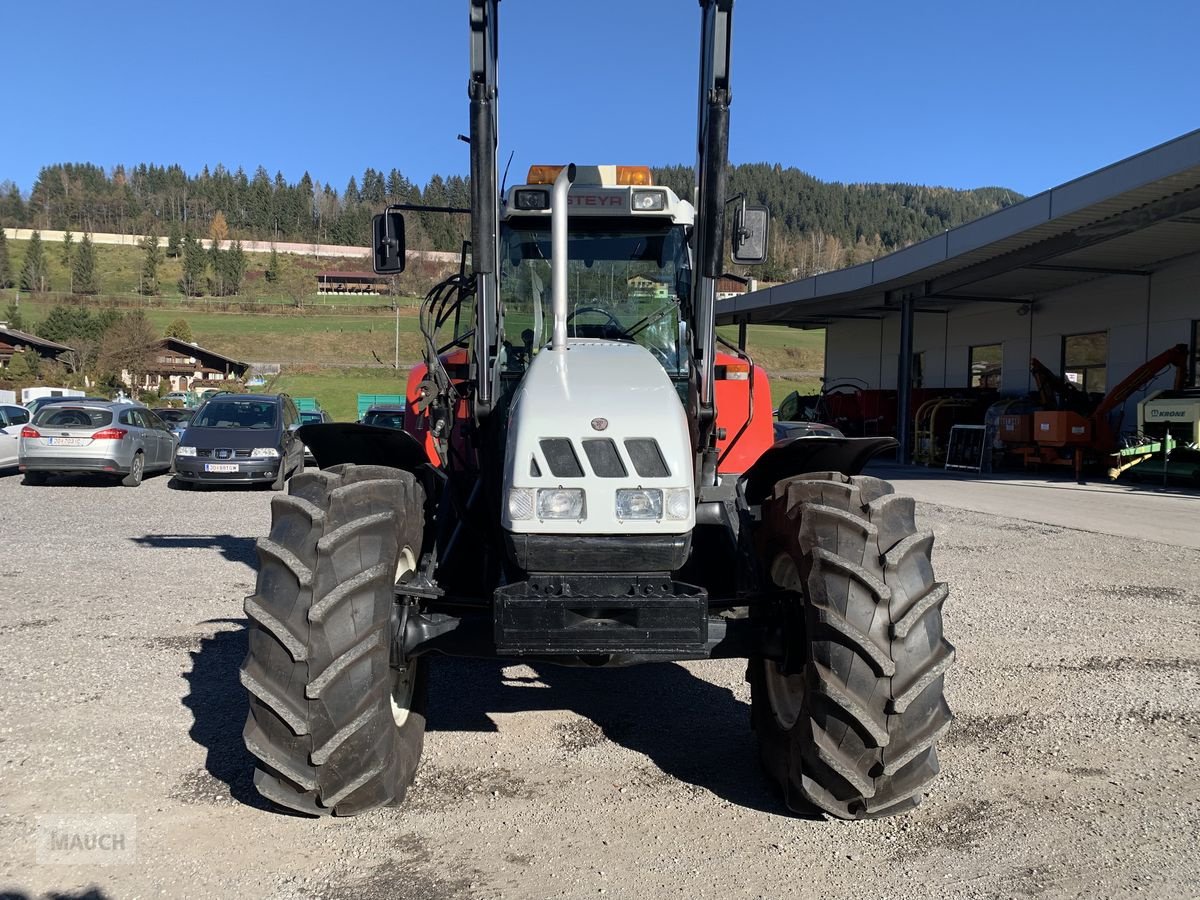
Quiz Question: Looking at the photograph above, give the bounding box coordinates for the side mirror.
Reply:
[731,205,769,265]
[372,210,407,274]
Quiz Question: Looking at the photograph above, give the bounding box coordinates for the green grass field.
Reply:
[4,237,823,411]
[269,367,410,421]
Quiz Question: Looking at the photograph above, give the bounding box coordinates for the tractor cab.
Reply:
[497,165,694,392]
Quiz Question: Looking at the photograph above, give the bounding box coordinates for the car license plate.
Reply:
[204,463,239,473]
[47,437,89,446]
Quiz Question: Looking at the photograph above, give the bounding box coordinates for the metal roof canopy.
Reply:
[716,128,1200,327]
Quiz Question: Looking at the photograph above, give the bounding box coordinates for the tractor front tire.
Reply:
[240,463,428,815]
[751,472,954,819]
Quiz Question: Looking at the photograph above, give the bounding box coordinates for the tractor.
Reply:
[240,0,954,820]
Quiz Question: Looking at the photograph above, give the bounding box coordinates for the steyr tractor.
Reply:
[240,0,954,820]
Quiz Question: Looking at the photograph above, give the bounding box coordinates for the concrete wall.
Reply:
[824,251,1199,425]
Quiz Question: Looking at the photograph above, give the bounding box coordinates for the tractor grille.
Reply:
[624,438,670,477]
[582,439,627,477]
[539,439,584,478]
[535,437,670,479]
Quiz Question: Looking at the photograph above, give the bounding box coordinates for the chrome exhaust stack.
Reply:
[550,163,577,351]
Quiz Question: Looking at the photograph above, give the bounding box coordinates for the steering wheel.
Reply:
[567,306,625,340]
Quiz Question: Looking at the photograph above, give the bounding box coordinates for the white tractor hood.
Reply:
[501,339,695,535]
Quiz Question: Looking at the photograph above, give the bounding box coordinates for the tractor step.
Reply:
[494,575,708,655]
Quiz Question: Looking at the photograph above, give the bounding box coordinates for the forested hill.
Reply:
[654,163,1023,280]
[1,161,1022,281]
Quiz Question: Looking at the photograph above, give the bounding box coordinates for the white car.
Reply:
[0,404,34,471]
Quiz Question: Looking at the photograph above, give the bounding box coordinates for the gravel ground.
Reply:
[0,468,1197,899]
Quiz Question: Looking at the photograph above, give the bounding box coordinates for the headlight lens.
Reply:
[616,488,663,520]
[508,488,535,520]
[537,488,586,520]
[665,488,691,520]
[514,189,550,210]
[176,446,196,457]
[631,189,666,211]
[251,448,280,458]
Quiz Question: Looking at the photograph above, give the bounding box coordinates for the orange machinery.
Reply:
[1006,345,1189,479]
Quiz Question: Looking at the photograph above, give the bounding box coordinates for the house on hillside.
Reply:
[120,338,249,393]
[716,275,758,301]
[627,273,673,299]
[0,323,75,368]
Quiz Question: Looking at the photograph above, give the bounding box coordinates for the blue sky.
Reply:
[5,0,1198,198]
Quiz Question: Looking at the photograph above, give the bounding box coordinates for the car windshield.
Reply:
[192,400,278,429]
[364,411,405,429]
[299,412,324,424]
[35,407,113,428]
[156,410,193,424]
[498,221,690,376]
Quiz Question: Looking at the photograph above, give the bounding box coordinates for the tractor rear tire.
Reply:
[750,472,954,819]
[240,463,428,815]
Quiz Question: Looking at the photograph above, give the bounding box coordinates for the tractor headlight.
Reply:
[665,488,691,520]
[508,488,535,520]
[514,189,550,210]
[537,488,586,520]
[615,488,662,520]
[176,446,196,457]
[631,189,666,211]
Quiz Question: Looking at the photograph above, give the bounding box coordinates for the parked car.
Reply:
[161,391,195,408]
[25,395,109,417]
[0,404,33,472]
[361,403,407,430]
[172,393,305,490]
[153,407,196,442]
[19,402,179,487]
[773,420,846,441]
[297,408,334,465]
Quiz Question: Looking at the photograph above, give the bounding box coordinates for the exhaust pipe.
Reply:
[551,163,576,351]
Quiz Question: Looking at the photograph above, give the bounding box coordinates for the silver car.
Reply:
[19,401,179,487]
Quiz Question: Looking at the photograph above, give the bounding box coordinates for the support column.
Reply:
[896,294,915,464]
[737,317,747,352]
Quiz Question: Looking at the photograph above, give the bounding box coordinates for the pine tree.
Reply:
[60,230,74,292]
[74,233,98,294]
[180,233,206,296]
[209,211,229,243]
[164,318,193,342]
[265,246,281,284]
[167,220,183,258]
[140,232,161,295]
[0,229,12,289]
[226,240,247,295]
[4,301,23,331]
[208,240,225,296]
[5,347,37,380]
[19,230,48,293]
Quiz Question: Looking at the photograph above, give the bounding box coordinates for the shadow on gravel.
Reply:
[130,534,258,569]
[426,657,780,814]
[181,618,271,810]
[20,471,171,489]
[0,890,111,900]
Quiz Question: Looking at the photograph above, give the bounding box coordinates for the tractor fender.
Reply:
[739,436,898,505]
[298,422,437,479]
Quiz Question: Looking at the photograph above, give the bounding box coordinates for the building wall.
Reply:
[823,251,1199,425]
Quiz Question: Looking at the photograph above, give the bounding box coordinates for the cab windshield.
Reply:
[498,221,690,375]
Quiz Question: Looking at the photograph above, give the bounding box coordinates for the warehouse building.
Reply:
[717,129,1200,463]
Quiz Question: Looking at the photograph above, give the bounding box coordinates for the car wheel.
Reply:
[121,452,145,488]
[22,472,47,486]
